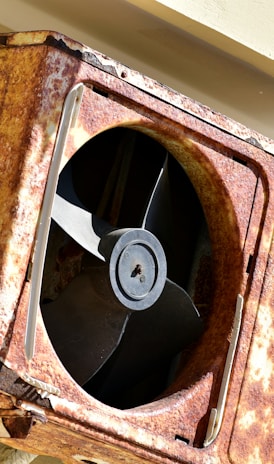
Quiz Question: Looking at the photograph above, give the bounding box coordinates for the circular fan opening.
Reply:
[41,127,212,409]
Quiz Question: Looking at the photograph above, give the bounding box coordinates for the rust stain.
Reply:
[1,416,34,439]
[0,30,273,464]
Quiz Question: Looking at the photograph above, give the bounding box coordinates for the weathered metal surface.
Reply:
[0,30,273,463]
[1,416,34,439]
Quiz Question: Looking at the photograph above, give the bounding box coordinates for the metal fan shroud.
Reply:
[0,31,272,463]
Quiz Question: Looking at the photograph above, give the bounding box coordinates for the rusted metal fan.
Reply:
[42,128,203,408]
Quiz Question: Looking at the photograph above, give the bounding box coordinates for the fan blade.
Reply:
[42,227,167,386]
[52,193,110,260]
[85,278,203,408]
[141,154,171,235]
[51,159,112,260]
[141,152,205,289]
[41,267,130,385]
[141,155,179,283]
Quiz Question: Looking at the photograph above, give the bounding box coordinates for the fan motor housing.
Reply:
[0,31,273,463]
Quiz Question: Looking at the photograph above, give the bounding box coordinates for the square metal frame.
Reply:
[0,31,273,464]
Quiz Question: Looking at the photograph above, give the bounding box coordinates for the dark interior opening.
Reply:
[41,127,212,409]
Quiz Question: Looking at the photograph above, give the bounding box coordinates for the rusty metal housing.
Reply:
[0,31,273,463]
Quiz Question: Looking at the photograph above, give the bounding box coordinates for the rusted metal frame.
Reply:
[3,381,196,464]
[20,374,60,400]
[0,364,50,409]
[44,32,274,156]
[228,244,274,462]
[0,41,80,367]
[39,408,198,464]
[2,419,171,464]
[73,52,269,155]
[203,294,243,446]
[8,79,211,460]
[27,82,245,456]
[81,76,274,458]
[46,381,200,464]
[30,77,274,464]
[0,33,273,462]
[2,29,273,157]
[23,79,262,446]
[0,395,46,441]
[76,62,272,174]
[226,198,274,462]
[0,416,34,439]
[25,83,84,362]
[0,45,51,355]
[213,163,274,453]
[4,73,268,460]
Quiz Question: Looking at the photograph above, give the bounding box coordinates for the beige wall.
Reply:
[128,0,274,76]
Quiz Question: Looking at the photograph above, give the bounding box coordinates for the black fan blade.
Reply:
[52,158,112,260]
[141,154,171,237]
[46,131,204,408]
[86,278,203,408]
[52,192,110,260]
[42,267,130,385]
[141,151,204,289]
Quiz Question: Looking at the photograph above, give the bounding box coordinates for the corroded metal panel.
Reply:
[0,31,273,464]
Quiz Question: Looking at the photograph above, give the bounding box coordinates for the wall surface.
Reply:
[0,1,273,463]
[128,0,274,76]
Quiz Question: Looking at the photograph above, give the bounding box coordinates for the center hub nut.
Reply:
[108,229,167,310]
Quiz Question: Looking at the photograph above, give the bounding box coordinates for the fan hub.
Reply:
[118,243,156,300]
[109,229,167,310]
